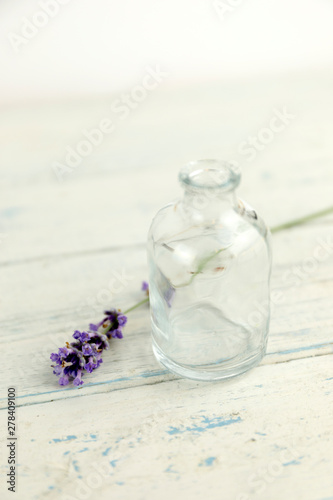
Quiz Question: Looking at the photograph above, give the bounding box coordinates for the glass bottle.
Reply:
[147,160,272,381]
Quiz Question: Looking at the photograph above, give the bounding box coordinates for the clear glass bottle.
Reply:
[147,160,272,381]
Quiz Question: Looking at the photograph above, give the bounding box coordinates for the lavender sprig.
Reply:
[50,285,148,387]
[50,309,126,386]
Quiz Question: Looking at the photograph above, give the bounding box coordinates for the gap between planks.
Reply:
[1,350,332,411]
[0,241,147,269]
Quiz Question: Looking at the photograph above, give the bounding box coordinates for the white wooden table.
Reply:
[1,71,333,500]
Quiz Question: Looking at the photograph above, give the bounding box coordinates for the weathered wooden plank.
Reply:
[1,73,333,500]
[0,355,332,500]
[1,170,332,265]
[1,241,332,409]
[2,223,333,336]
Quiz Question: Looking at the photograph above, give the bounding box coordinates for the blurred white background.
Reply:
[1,0,333,264]
[1,0,333,103]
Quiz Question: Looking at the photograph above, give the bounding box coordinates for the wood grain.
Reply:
[0,73,332,500]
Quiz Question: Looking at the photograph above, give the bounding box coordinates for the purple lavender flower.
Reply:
[50,282,152,387]
[50,352,61,364]
[59,375,69,386]
[58,347,70,358]
[73,330,90,342]
[82,344,93,356]
[94,309,128,338]
[73,370,84,386]
[111,329,123,339]
[117,314,127,327]
[51,310,127,387]
[85,357,98,373]
[52,365,62,376]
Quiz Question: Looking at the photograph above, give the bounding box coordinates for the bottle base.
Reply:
[152,338,266,381]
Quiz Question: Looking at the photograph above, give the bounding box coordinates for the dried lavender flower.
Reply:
[50,284,149,387]
[50,309,127,386]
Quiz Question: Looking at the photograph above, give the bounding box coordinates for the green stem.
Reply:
[271,205,333,234]
[123,297,150,315]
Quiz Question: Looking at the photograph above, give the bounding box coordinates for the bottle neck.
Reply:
[178,160,241,223]
[182,188,238,222]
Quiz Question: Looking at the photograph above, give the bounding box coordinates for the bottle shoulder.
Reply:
[148,198,271,248]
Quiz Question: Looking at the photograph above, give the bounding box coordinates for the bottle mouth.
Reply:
[179,160,241,192]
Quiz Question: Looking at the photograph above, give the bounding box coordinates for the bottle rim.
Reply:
[179,160,241,192]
